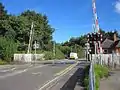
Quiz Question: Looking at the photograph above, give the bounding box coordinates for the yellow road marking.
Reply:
[54,63,75,76]
[38,61,79,90]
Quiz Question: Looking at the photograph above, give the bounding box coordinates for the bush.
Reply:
[55,47,65,59]
[0,60,7,65]
[44,51,54,60]
[43,47,65,60]
[0,37,17,62]
[77,46,85,58]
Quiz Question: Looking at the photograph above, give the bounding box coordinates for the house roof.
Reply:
[102,38,114,49]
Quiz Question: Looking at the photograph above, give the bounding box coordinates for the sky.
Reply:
[1,0,120,43]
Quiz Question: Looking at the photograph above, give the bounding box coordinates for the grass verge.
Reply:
[94,64,109,90]
[84,64,109,90]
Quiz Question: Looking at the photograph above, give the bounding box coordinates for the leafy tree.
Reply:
[59,46,71,55]
[0,37,17,62]
[0,2,8,20]
[100,29,119,41]
[21,10,54,50]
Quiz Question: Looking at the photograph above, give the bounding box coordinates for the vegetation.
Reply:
[84,65,109,90]
[0,59,7,65]
[0,37,17,62]
[84,65,90,90]
[0,2,55,62]
[94,65,109,90]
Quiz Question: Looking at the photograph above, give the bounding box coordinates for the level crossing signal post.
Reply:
[87,32,103,63]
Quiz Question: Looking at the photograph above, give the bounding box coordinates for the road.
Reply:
[0,59,77,90]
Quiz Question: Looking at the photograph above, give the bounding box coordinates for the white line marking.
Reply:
[0,67,16,72]
[38,62,79,90]
[32,65,46,69]
[0,69,28,79]
[32,72,41,75]
[11,68,16,71]
[39,75,60,90]
[0,65,47,79]
[0,70,10,72]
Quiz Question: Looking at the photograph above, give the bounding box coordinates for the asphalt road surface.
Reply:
[0,59,77,90]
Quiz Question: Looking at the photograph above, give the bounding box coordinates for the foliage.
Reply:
[0,2,8,20]
[94,65,109,90]
[84,65,90,90]
[59,45,71,55]
[0,2,54,50]
[84,65,109,90]
[100,29,120,41]
[0,37,17,62]
[0,2,55,62]
[55,47,65,59]
[44,51,54,60]
[43,48,65,60]
[0,59,7,65]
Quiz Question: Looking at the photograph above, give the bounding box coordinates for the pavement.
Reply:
[0,59,78,90]
[100,70,120,90]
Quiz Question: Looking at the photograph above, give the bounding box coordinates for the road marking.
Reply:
[11,68,16,71]
[0,67,16,72]
[38,61,79,90]
[28,65,33,68]
[0,65,46,79]
[39,75,60,90]
[32,65,46,69]
[0,69,28,79]
[69,73,73,76]
[0,69,10,72]
[32,72,41,75]
[54,62,76,76]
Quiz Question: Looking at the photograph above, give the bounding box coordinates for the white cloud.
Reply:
[115,0,120,13]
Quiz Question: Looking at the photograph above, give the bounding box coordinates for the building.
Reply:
[101,38,114,54]
[102,33,120,55]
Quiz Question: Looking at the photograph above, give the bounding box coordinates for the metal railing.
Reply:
[89,54,120,90]
[89,62,95,90]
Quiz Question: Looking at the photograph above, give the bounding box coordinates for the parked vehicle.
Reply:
[70,52,78,59]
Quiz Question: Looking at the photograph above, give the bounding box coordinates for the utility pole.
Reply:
[27,22,34,63]
[27,22,34,54]
[53,41,55,65]
[71,46,72,52]
[75,44,77,53]
[34,41,37,64]
[53,41,56,58]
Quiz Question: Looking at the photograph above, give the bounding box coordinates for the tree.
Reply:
[0,2,8,20]
[100,29,120,41]
[0,37,17,62]
[21,10,54,50]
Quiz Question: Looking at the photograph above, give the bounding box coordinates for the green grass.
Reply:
[84,64,109,90]
[84,66,90,90]
[0,60,8,65]
[94,65,109,90]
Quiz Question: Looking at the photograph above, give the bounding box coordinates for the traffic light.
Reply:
[92,33,95,42]
[95,33,98,41]
[98,33,103,42]
[87,33,91,42]
[100,34,103,42]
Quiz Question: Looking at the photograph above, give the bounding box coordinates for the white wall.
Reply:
[92,54,120,66]
[14,54,45,62]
